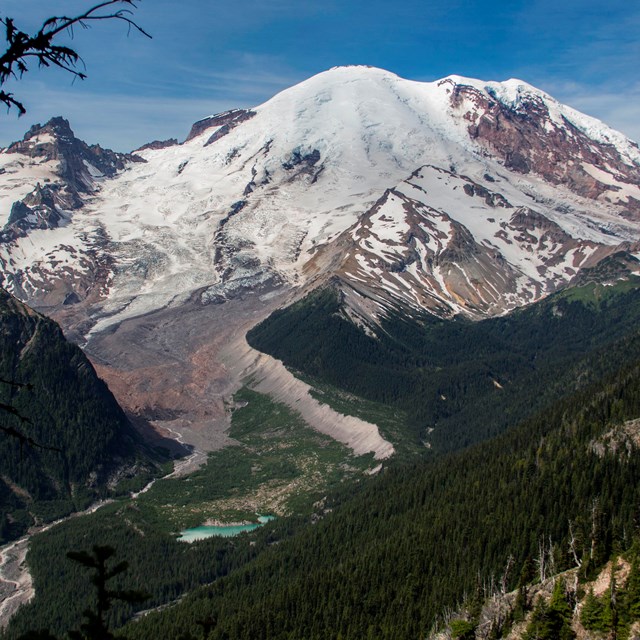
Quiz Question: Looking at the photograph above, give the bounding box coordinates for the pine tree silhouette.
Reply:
[66,545,148,640]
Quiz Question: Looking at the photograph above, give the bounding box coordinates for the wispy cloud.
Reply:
[0,51,306,151]
[157,53,305,101]
[2,0,638,150]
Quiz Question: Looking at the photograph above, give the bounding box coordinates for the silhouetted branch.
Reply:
[0,1,151,115]
[67,545,148,639]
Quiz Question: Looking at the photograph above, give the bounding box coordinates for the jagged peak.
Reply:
[22,116,74,142]
[8,116,85,157]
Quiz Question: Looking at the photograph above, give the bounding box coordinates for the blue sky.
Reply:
[1,0,638,151]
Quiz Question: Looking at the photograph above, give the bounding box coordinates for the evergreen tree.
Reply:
[547,579,575,640]
[625,557,640,620]
[523,596,554,640]
[524,582,575,640]
[581,587,604,631]
[450,618,475,640]
[514,557,536,622]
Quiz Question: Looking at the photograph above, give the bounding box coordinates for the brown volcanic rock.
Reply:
[7,117,144,192]
[327,186,526,318]
[79,287,297,455]
[444,81,640,213]
[506,207,573,249]
[462,181,512,208]
[2,231,116,310]
[2,118,144,244]
[184,109,257,143]
[134,138,179,152]
[317,159,639,322]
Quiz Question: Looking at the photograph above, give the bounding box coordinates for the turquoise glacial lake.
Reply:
[178,516,274,542]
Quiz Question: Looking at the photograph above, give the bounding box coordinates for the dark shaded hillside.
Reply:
[248,277,640,451]
[6,292,640,639]
[124,334,640,640]
[0,288,158,542]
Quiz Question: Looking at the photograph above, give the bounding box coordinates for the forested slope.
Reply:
[0,288,160,542]
[248,277,640,451]
[6,281,640,638]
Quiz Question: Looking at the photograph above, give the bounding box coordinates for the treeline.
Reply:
[114,343,640,639]
[0,289,161,542]
[248,277,640,451]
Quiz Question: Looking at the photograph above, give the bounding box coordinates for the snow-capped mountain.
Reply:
[2,66,639,329]
[311,164,638,319]
[1,66,640,458]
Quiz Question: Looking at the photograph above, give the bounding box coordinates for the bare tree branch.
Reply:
[0,1,151,115]
[0,380,62,454]
[0,423,62,454]
[0,378,33,391]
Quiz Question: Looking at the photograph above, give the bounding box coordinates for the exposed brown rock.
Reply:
[448,83,640,213]
[134,138,179,152]
[2,117,144,244]
[184,109,257,143]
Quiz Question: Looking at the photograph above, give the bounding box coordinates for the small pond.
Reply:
[178,515,275,542]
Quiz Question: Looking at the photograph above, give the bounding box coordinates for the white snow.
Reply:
[26,132,56,146]
[465,76,640,166]
[0,155,59,224]
[366,194,410,243]
[82,159,104,178]
[581,162,640,204]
